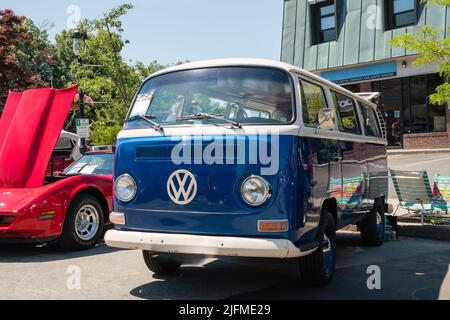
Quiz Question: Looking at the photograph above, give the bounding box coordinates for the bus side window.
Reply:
[299,79,328,127]
[361,103,382,138]
[331,90,361,135]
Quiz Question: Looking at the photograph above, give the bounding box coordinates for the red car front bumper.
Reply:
[0,207,64,243]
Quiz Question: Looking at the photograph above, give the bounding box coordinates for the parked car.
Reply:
[105,59,388,285]
[46,130,82,176]
[0,86,113,249]
[91,145,114,152]
[0,150,113,249]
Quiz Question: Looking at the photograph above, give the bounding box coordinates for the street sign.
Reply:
[76,118,90,138]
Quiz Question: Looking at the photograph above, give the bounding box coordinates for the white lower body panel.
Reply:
[105,229,317,259]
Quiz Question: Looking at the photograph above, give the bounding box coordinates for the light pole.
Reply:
[71,29,88,153]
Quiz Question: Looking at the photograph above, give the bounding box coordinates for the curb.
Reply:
[397,223,450,242]
[387,148,450,155]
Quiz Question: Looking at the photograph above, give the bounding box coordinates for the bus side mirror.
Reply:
[318,108,335,130]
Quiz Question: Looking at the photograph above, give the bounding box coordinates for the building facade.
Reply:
[281,0,450,149]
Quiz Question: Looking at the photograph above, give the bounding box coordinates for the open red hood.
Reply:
[0,86,78,188]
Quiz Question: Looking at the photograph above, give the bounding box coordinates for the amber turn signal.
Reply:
[258,220,289,232]
[110,212,126,225]
[39,210,56,220]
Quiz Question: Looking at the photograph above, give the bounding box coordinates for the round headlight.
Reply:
[115,174,137,203]
[240,175,272,206]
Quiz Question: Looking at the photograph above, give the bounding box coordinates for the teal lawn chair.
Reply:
[390,169,433,225]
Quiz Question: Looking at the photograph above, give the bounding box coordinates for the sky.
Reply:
[2,0,284,65]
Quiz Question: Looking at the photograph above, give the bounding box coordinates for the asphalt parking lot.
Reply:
[1,153,449,300]
[1,232,449,300]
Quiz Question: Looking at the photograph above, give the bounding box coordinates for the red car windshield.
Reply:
[64,154,113,175]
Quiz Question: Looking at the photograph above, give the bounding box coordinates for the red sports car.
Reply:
[0,86,113,250]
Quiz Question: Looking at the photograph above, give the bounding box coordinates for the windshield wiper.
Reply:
[177,113,242,129]
[126,115,164,134]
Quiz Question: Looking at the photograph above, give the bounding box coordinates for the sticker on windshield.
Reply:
[79,164,98,174]
[66,162,86,175]
[130,92,154,117]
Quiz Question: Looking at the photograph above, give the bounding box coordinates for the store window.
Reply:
[410,75,428,132]
[401,78,410,134]
[426,74,446,132]
[385,0,419,30]
[311,1,337,45]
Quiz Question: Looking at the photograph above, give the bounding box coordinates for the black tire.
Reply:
[142,251,181,275]
[298,210,336,286]
[59,194,105,250]
[360,198,385,246]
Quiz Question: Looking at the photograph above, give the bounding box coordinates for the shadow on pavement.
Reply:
[129,232,450,300]
[130,258,298,300]
[128,232,363,300]
[0,240,122,263]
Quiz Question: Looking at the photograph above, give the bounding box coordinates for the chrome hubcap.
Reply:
[323,235,331,255]
[376,212,382,225]
[376,211,383,238]
[75,204,99,241]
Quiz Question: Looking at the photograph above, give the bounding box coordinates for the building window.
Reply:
[311,1,337,45]
[385,0,419,30]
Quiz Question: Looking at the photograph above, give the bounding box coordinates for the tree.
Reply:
[390,0,450,105]
[0,9,55,111]
[1,5,179,145]
[54,4,166,145]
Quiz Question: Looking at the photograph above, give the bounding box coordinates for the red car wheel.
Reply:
[59,194,105,250]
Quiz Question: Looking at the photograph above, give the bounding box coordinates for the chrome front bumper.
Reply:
[105,229,317,259]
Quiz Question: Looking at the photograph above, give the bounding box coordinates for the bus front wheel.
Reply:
[142,251,181,275]
[298,210,336,286]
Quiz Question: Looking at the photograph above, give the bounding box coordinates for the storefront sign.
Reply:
[321,61,397,84]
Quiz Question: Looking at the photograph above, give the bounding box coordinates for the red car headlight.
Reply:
[0,216,15,226]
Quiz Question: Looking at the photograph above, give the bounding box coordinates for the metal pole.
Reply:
[79,89,87,154]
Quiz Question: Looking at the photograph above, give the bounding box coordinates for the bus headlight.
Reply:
[240,175,272,206]
[115,174,137,203]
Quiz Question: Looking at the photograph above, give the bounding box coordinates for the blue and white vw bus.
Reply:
[105,59,388,285]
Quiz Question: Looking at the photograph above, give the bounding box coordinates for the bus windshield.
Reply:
[126,67,294,128]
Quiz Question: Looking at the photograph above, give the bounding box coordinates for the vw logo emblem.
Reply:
[167,169,197,205]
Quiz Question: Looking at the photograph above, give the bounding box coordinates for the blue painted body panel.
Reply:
[114,132,388,247]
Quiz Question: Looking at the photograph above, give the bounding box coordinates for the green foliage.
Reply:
[0,10,53,110]
[390,0,450,105]
[423,0,450,5]
[1,4,182,145]
[90,123,122,146]
[54,3,166,145]
[342,117,355,130]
